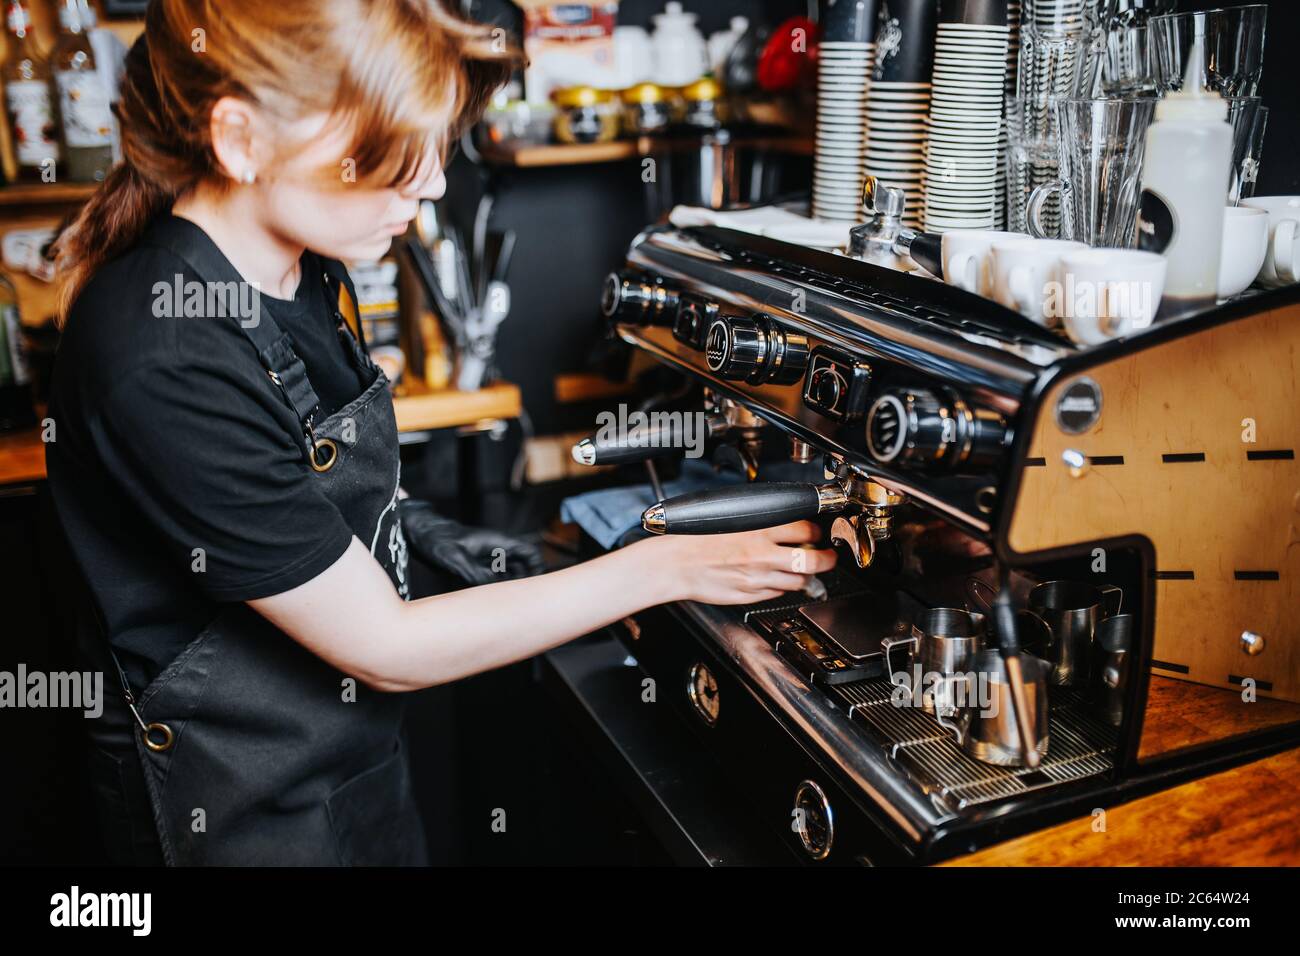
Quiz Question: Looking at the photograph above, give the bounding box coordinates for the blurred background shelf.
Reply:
[392,381,522,433]
[0,183,98,207]
[479,140,640,168]
[478,134,812,169]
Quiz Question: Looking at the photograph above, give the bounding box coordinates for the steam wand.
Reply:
[991,565,1042,769]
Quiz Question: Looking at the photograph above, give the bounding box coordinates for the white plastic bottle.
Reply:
[1135,28,1234,319]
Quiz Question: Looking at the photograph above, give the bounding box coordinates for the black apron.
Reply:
[82,219,427,866]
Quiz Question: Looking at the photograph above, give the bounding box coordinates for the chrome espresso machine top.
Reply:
[575,223,1300,863]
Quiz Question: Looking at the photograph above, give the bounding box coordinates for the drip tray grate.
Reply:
[833,678,1118,811]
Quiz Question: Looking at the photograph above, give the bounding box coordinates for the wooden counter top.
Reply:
[946,746,1300,866]
[0,382,522,487]
[948,677,1300,865]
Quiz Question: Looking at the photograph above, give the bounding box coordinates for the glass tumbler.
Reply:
[1095,0,1178,95]
[1149,4,1267,97]
[1026,96,1157,248]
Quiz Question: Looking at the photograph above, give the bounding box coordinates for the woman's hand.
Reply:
[644,520,838,606]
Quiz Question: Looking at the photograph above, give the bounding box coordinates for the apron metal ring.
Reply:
[143,722,174,753]
[310,437,339,473]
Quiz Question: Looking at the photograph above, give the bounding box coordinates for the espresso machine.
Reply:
[567,222,1300,864]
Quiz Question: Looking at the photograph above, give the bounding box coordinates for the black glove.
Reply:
[399,499,546,586]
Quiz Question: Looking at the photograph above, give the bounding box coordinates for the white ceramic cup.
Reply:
[989,238,1088,325]
[1218,206,1270,299]
[941,229,1030,295]
[1059,249,1168,345]
[1240,196,1300,288]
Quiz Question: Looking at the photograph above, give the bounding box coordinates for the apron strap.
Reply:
[141,217,329,459]
[257,332,323,441]
[321,257,368,355]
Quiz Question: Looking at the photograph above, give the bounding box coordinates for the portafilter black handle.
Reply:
[641,481,848,535]
[572,415,722,467]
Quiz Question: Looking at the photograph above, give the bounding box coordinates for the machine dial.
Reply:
[809,366,845,408]
[601,272,679,326]
[867,388,1008,473]
[705,314,809,385]
[867,389,944,465]
[802,348,872,422]
[673,298,715,350]
[793,780,834,861]
[687,662,721,727]
[706,316,766,382]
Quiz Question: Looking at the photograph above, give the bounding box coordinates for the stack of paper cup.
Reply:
[814,41,877,221]
[866,0,938,230]
[924,1,1010,231]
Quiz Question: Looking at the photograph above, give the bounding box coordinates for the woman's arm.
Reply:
[250,522,836,692]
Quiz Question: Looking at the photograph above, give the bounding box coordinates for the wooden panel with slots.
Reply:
[1006,301,1300,713]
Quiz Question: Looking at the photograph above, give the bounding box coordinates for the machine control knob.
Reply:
[808,366,846,409]
[867,388,1008,473]
[867,388,945,465]
[706,315,766,382]
[601,272,679,325]
[673,299,714,349]
[705,314,810,385]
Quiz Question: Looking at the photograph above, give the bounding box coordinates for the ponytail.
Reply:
[55,29,191,323]
[56,162,176,323]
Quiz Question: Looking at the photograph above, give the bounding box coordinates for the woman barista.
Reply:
[46,0,835,866]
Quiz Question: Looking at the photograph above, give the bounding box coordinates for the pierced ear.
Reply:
[209,97,260,183]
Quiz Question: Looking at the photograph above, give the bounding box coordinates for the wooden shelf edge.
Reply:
[478,140,638,168]
[0,182,99,207]
[554,372,636,404]
[392,381,522,432]
[477,134,812,169]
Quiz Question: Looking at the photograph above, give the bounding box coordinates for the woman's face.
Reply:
[256,110,448,262]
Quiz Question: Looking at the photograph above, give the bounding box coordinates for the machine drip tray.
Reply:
[732,574,1118,814]
[833,678,1118,811]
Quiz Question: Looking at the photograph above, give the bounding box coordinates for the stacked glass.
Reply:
[1007,0,1106,235]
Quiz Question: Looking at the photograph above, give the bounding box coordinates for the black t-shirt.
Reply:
[48,215,370,690]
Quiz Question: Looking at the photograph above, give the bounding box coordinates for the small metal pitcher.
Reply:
[882,607,985,715]
[1091,614,1135,727]
[938,651,1053,767]
[1022,580,1123,687]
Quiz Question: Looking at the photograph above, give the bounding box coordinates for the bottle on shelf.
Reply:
[0,272,36,432]
[51,0,112,183]
[1136,25,1233,319]
[3,0,60,182]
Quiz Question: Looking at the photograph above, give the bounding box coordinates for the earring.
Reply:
[241,169,256,185]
